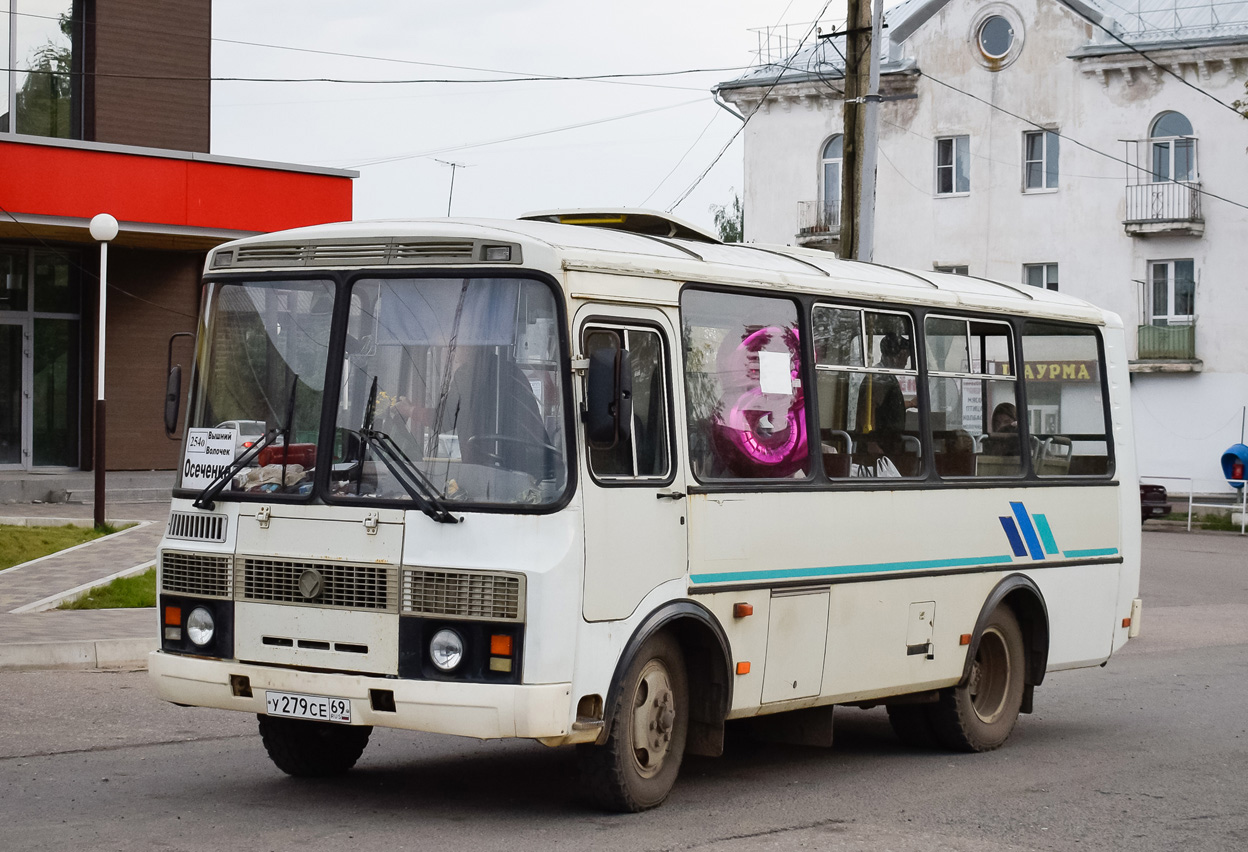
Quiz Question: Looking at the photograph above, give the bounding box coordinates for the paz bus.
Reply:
[150,210,1141,812]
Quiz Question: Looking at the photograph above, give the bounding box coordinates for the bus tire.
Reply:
[257,715,372,777]
[929,605,1026,752]
[886,704,938,748]
[577,633,689,812]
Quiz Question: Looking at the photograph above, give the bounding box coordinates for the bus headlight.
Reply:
[430,629,465,672]
[186,607,216,646]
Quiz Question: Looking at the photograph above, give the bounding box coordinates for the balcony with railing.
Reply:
[1137,323,1197,360]
[796,200,839,249]
[1122,136,1203,236]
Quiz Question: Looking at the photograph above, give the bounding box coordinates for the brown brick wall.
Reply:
[100,248,201,470]
[88,0,211,151]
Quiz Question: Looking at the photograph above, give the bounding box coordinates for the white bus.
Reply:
[151,210,1141,812]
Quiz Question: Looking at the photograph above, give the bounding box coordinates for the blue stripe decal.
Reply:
[689,554,1016,585]
[1010,502,1045,560]
[1062,547,1120,559]
[1033,514,1059,556]
[999,516,1027,557]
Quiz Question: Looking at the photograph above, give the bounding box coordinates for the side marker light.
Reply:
[959,633,972,646]
[736,661,751,675]
[1122,617,1131,628]
[733,603,754,618]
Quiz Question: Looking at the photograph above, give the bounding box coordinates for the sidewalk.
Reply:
[0,499,168,671]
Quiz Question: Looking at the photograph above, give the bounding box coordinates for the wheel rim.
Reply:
[630,659,676,778]
[968,626,1011,724]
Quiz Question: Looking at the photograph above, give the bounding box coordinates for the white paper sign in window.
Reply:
[758,350,793,395]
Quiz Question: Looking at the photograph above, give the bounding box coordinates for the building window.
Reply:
[936,136,970,195]
[1024,263,1058,291]
[1,1,84,138]
[1149,112,1196,183]
[1148,260,1195,326]
[1024,130,1059,191]
[934,265,969,275]
[978,16,1014,59]
[821,135,843,225]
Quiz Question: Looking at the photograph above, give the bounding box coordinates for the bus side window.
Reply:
[926,316,1021,478]
[813,304,921,479]
[1021,322,1111,476]
[584,326,671,480]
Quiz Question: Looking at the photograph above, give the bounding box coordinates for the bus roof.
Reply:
[207,216,1116,327]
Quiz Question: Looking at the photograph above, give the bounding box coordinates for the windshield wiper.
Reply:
[194,380,298,510]
[357,376,460,524]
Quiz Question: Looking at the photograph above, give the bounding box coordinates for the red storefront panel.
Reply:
[0,140,352,233]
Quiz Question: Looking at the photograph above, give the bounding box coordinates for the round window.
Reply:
[978,16,1014,59]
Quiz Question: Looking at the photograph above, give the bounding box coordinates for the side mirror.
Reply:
[164,365,182,438]
[585,347,632,448]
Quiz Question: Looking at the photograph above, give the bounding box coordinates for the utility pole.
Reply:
[839,0,872,260]
[433,158,467,216]
[858,0,884,262]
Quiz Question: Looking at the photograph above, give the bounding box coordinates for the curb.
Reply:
[9,560,157,614]
[0,520,153,575]
[0,636,156,672]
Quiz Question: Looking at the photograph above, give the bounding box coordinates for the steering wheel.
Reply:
[463,434,562,471]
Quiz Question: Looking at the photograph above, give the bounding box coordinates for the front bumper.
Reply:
[149,651,572,740]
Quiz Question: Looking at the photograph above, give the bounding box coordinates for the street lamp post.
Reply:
[89,213,119,529]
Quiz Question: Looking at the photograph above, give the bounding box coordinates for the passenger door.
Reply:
[577,308,687,622]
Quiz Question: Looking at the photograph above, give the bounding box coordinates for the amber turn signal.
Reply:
[490,634,513,656]
[1122,617,1131,628]
[736,661,751,675]
[164,606,181,626]
[733,603,754,618]
[959,633,972,646]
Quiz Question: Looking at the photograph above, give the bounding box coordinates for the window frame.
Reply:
[1148,112,1197,183]
[935,135,970,196]
[1147,259,1195,326]
[820,134,843,221]
[582,320,676,487]
[1023,129,1059,192]
[1023,263,1058,291]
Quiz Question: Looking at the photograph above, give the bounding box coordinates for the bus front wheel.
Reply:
[257,715,372,777]
[929,605,1026,752]
[577,633,689,812]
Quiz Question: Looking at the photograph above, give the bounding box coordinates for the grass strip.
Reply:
[58,566,157,610]
[0,523,116,571]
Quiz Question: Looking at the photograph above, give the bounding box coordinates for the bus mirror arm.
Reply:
[585,347,632,449]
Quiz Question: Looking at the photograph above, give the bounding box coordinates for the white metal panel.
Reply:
[235,602,398,674]
[761,590,829,703]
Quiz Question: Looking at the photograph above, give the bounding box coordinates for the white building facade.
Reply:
[717,0,1248,494]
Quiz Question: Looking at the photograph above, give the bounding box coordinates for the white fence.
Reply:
[1140,475,1248,535]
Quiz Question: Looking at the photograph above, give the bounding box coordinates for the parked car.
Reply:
[1141,482,1171,524]
[216,420,266,454]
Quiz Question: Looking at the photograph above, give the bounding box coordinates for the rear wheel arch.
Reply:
[964,574,1050,689]
[599,601,733,757]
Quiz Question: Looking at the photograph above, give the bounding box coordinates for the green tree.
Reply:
[15,13,74,138]
[711,192,744,243]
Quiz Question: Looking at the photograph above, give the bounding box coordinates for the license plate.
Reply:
[265,690,352,724]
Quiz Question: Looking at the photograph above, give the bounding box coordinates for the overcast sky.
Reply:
[210,1,851,232]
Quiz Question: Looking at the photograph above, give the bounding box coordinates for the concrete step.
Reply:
[61,487,172,504]
[0,471,174,504]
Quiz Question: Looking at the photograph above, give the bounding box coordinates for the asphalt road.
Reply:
[1,529,1245,852]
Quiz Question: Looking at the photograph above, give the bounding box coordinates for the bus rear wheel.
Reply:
[577,633,689,812]
[928,605,1026,752]
[257,715,372,777]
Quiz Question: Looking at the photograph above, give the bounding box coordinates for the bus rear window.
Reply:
[1021,322,1111,476]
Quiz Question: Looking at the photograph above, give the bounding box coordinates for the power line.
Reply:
[1052,0,1245,118]
[665,0,840,213]
[918,70,1248,214]
[639,110,723,207]
[342,98,706,168]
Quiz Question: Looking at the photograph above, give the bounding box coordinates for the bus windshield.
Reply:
[182,279,333,498]
[331,277,568,508]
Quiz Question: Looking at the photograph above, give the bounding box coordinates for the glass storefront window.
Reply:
[32,316,78,466]
[0,249,28,312]
[32,250,79,313]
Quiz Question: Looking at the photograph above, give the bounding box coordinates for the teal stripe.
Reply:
[689,554,1016,585]
[1033,514,1059,555]
[1062,547,1119,558]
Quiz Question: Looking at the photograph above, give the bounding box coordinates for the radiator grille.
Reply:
[161,551,232,598]
[403,569,524,621]
[237,557,397,611]
[167,511,226,543]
